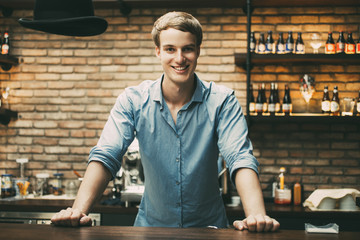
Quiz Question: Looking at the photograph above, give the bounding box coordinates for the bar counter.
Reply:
[1,198,360,230]
[0,223,358,240]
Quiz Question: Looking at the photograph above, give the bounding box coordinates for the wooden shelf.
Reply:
[0,108,18,125]
[0,55,19,71]
[247,114,360,124]
[0,0,358,9]
[235,53,360,69]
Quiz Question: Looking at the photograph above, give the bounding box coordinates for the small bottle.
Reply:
[278,167,285,190]
[330,86,340,116]
[255,84,264,115]
[268,83,276,115]
[276,32,285,54]
[1,31,10,55]
[336,31,346,53]
[274,83,281,113]
[274,167,291,205]
[249,84,256,114]
[265,30,275,54]
[257,33,266,54]
[295,32,305,54]
[345,32,356,54]
[293,182,302,205]
[285,31,294,54]
[325,32,336,54]
[356,90,360,116]
[249,32,256,53]
[282,84,292,115]
[1,174,14,198]
[356,38,360,54]
[261,83,268,114]
[321,86,331,114]
[53,173,64,196]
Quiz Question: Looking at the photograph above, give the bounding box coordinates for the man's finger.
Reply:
[245,215,257,232]
[263,215,274,232]
[233,220,247,231]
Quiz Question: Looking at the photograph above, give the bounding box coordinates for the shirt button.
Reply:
[176,158,180,162]
[176,181,180,185]
[178,111,182,115]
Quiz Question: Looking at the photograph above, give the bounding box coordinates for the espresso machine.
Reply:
[116,138,144,207]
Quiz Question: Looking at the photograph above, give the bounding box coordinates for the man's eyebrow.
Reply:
[162,44,196,48]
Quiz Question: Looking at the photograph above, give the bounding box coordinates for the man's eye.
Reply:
[165,48,175,52]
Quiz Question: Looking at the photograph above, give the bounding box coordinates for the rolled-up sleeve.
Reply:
[216,93,259,184]
[88,92,136,178]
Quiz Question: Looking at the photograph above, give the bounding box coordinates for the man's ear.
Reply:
[155,46,160,58]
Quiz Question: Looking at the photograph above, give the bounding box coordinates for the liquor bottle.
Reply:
[265,30,275,54]
[321,86,331,114]
[249,84,255,114]
[345,32,355,54]
[257,33,266,54]
[1,31,10,55]
[336,31,346,53]
[293,182,302,206]
[276,32,285,54]
[356,90,360,116]
[330,86,340,116]
[356,38,360,54]
[325,32,335,54]
[274,83,281,113]
[282,84,292,115]
[261,83,268,114]
[285,31,294,54]
[255,84,264,114]
[295,32,305,54]
[268,83,276,115]
[249,31,256,53]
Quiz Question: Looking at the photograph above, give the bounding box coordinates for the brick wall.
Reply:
[1,6,359,198]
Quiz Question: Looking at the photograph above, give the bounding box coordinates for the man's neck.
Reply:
[162,75,196,108]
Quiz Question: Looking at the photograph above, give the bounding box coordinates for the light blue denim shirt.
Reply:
[89,74,259,228]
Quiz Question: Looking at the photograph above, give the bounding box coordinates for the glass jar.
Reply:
[35,173,49,197]
[1,174,14,198]
[53,173,64,195]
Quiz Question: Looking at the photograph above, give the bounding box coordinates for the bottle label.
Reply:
[250,42,256,52]
[325,43,335,54]
[262,103,268,113]
[265,43,274,54]
[1,44,9,55]
[336,42,345,53]
[345,43,355,54]
[356,43,360,54]
[275,103,281,112]
[276,44,285,54]
[255,103,263,112]
[282,103,292,112]
[249,102,255,112]
[331,101,339,112]
[258,44,266,54]
[295,44,305,54]
[357,102,360,113]
[285,43,293,53]
[322,100,330,112]
[268,103,276,113]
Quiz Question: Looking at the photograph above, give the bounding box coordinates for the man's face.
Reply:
[155,28,200,85]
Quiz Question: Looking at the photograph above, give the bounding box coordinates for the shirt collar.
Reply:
[152,74,205,110]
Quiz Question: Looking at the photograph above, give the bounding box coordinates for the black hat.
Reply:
[18,0,108,36]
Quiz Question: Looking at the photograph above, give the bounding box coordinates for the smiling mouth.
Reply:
[172,65,189,71]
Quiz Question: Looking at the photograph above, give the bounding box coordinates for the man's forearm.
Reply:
[72,161,112,214]
[234,168,266,217]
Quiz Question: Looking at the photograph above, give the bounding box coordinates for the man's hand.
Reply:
[233,214,280,232]
[51,207,92,227]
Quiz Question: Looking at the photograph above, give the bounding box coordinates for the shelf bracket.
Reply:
[0,6,13,17]
[117,0,132,16]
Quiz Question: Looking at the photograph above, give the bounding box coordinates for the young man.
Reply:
[51,11,279,232]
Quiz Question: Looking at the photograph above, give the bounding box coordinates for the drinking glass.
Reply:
[300,74,315,112]
[310,33,322,54]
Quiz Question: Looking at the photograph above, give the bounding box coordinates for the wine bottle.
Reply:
[330,86,340,116]
[345,32,355,54]
[285,31,294,54]
[249,31,256,53]
[336,31,346,53]
[255,84,264,115]
[274,83,281,113]
[282,84,292,115]
[268,83,276,115]
[257,33,266,54]
[295,32,305,54]
[261,83,268,114]
[276,32,285,54]
[249,84,255,114]
[325,32,335,54]
[356,90,360,116]
[265,30,275,54]
[321,86,331,114]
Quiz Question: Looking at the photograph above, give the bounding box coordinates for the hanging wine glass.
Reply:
[299,74,315,113]
[310,33,322,54]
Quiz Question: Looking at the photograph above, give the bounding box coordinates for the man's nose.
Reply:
[175,50,185,63]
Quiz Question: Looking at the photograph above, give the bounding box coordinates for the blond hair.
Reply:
[151,11,203,47]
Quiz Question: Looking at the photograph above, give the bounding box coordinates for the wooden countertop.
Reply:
[0,223,358,240]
